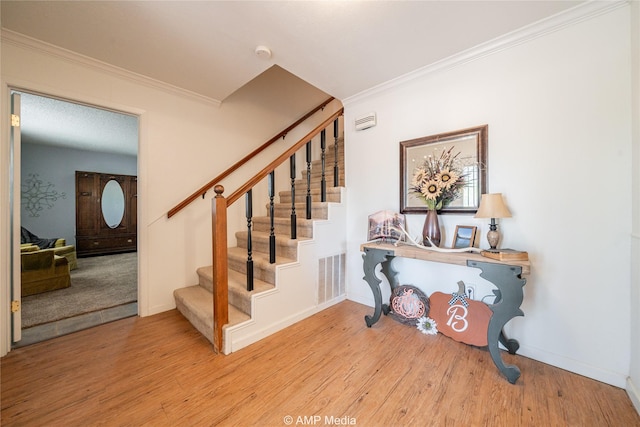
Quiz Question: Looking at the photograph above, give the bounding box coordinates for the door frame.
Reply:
[2,84,146,354]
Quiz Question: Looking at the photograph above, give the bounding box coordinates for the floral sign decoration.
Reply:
[409,146,466,211]
[21,173,66,217]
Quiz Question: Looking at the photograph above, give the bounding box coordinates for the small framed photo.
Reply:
[452,225,477,249]
[368,210,406,243]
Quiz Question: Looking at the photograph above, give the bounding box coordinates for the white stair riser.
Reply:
[227,251,277,284]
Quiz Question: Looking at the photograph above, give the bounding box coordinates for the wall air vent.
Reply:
[355,112,376,131]
[318,253,346,304]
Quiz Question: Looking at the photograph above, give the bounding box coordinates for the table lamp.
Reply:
[474,193,511,250]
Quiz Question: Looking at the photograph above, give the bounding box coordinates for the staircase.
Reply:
[174,136,346,354]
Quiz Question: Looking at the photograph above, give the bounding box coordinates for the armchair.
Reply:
[21,249,71,296]
[20,227,77,270]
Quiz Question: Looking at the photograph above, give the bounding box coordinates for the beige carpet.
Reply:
[21,252,137,328]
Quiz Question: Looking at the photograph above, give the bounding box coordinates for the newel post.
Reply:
[212,185,229,353]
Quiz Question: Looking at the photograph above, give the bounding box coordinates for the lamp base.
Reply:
[487,229,500,250]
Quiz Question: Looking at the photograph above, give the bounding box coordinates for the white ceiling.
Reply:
[16,92,139,156]
[2,0,585,155]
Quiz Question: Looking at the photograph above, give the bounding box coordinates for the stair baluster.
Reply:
[334,118,340,187]
[268,171,276,263]
[306,141,312,220]
[320,129,326,202]
[245,189,254,291]
[290,154,297,240]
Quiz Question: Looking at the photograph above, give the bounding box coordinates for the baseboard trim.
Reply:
[226,295,346,354]
[628,377,640,416]
[346,292,375,310]
[517,344,628,388]
[146,302,176,317]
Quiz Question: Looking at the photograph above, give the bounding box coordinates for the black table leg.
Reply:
[362,247,394,327]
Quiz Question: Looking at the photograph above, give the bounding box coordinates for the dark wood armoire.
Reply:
[75,171,137,257]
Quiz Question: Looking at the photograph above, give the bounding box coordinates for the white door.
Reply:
[11,92,22,343]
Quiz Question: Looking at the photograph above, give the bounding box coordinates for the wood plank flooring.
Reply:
[2,300,639,426]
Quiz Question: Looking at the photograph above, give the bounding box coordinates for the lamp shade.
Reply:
[474,193,512,219]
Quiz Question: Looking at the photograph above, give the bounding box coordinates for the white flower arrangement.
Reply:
[416,316,438,335]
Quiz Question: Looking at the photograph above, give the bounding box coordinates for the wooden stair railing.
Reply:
[212,108,344,352]
[225,110,343,205]
[167,97,335,219]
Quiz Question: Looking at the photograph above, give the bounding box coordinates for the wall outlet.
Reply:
[465,285,475,300]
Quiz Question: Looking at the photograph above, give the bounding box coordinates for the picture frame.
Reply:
[399,125,488,214]
[452,225,477,249]
[367,210,406,243]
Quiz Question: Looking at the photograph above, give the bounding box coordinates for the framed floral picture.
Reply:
[400,125,488,214]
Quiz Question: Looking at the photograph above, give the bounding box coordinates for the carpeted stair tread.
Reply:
[305,163,345,174]
[174,285,250,344]
[227,246,295,284]
[293,182,345,192]
[195,266,273,315]
[271,202,329,219]
[235,230,311,244]
[235,230,310,259]
[227,246,296,265]
[278,187,342,204]
[227,269,274,294]
[174,286,214,342]
[228,270,274,314]
[252,216,315,238]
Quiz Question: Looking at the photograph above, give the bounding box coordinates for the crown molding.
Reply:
[0,28,222,108]
[344,0,629,106]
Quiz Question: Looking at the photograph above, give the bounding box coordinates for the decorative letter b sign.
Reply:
[429,285,492,347]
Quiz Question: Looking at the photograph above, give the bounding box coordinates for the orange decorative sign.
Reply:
[429,282,493,347]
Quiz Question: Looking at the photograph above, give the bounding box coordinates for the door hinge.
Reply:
[11,300,20,313]
[11,114,20,127]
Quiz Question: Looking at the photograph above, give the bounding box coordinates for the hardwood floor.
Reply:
[2,300,638,426]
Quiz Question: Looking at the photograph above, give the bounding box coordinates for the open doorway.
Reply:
[13,90,139,347]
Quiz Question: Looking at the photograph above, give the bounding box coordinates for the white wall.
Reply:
[0,33,330,355]
[629,0,640,414]
[344,5,633,388]
[20,142,138,245]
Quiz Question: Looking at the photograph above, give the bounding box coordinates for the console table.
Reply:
[360,242,530,384]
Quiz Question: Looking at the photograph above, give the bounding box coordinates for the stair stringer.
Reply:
[223,188,347,354]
